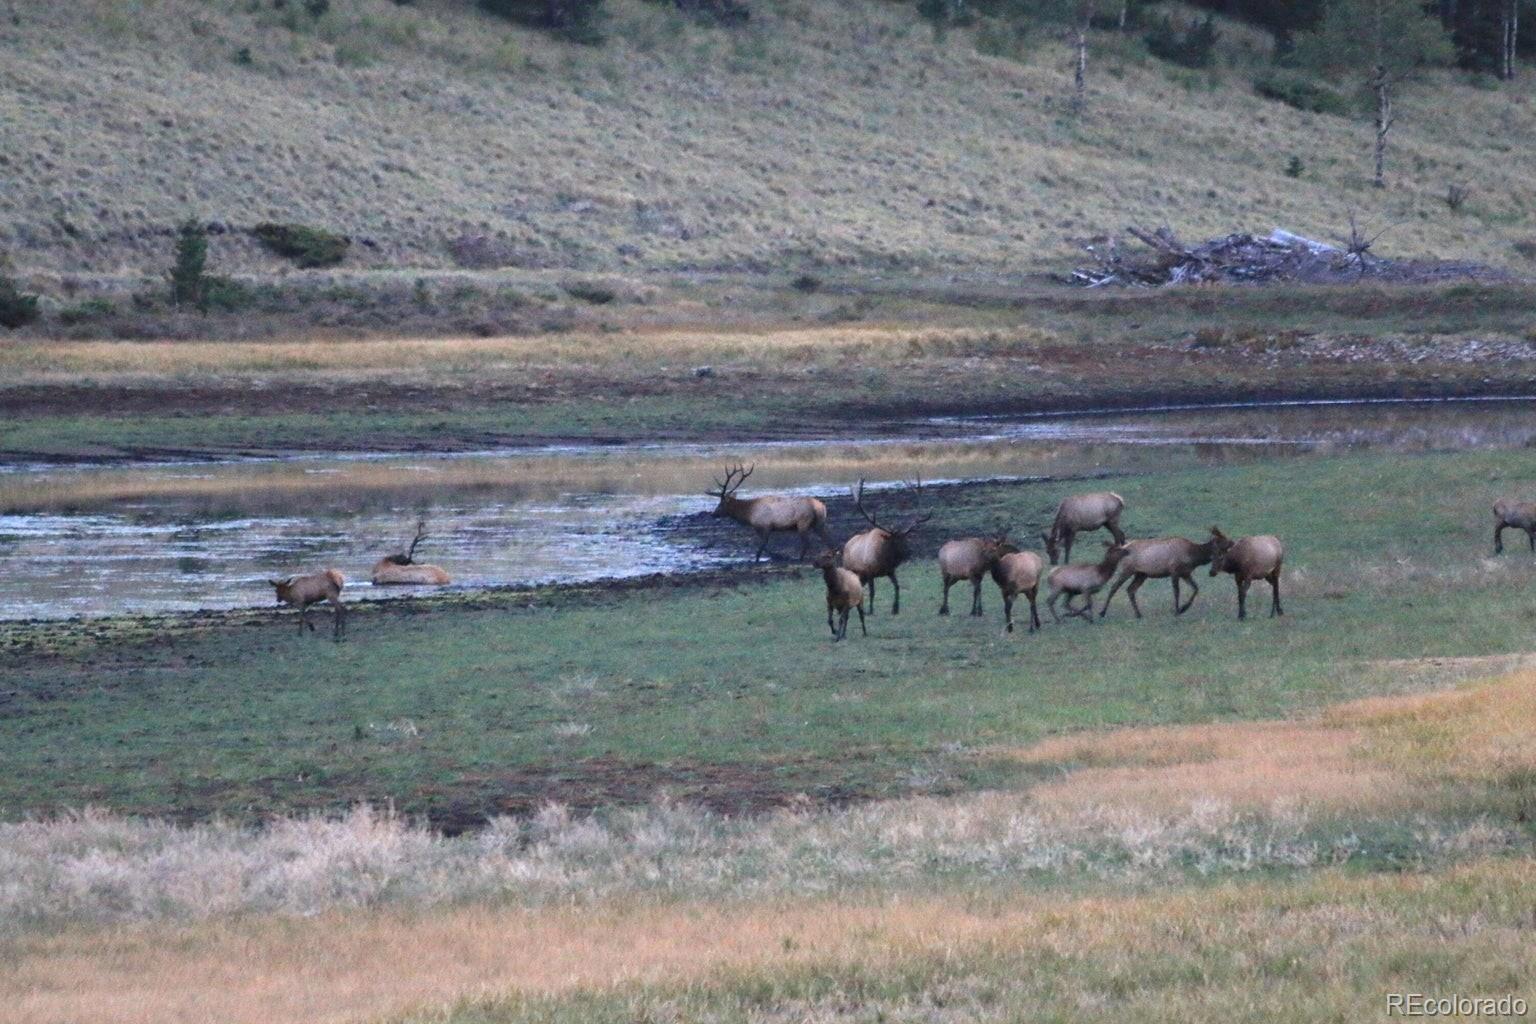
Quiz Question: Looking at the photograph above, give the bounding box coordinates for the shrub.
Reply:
[0,266,40,329]
[1253,72,1350,115]
[202,275,255,312]
[791,273,822,293]
[1144,13,1219,69]
[252,223,350,268]
[649,0,749,26]
[1445,183,1471,213]
[169,218,208,309]
[478,0,607,45]
[564,280,616,304]
[1285,155,1305,178]
[916,0,972,41]
[56,297,117,326]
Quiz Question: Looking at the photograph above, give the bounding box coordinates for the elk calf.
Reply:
[1046,543,1128,623]
[1043,492,1127,565]
[937,531,1015,617]
[268,569,346,638]
[1493,498,1536,555]
[992,550,1045,633]
[1208,528,1284,620]
[814,550,866,641]
[1098,533,1218,620]
[841,477,933,616]
[707,463,832,562]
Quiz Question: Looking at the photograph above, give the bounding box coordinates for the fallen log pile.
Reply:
[1068,226,1506,287]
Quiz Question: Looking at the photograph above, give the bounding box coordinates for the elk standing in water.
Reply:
[268,569,346,638]
[1208,528,1285,620]
[1098,533,1219,620]
[707,463,832,562]
[1492,498,1536,554]
[1042,491,1127,566]
[813,549,867,641]
[938,529,1015,617]
[992,549,1046,633]
[371,518,452,586]
[841,477,933,615]
[1046,542,1128,623]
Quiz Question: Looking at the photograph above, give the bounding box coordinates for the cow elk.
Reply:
[707,462,832,562]
[1208,528,1284,620]
[813,549,867,641]
[268,568,346,638]
[371,518,452,586]
[1043,491,1127,565]
[1046,542,1128,623]
[938,529,1015,616]
[1098,533,1218,620]
[841,477,933,616]
[992,549,1045,633]
[1492,498,1536,555]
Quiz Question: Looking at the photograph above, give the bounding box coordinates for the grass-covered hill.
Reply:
[4,0,1536,281]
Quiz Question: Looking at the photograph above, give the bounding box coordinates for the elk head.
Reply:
[1207,526,1234,576]
[812,548,841,570]
[706,462,754,517]
[852,475,934,557]
[1041,530,1061,565]
[383,517,429,567]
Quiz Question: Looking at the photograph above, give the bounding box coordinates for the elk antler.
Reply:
[708,462,754,497]
[895,474,934,536]
[404,517,428,563]
[852,477,884,530]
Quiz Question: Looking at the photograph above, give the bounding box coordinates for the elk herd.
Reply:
[262,459,1533,643]
[708,461,1285,642]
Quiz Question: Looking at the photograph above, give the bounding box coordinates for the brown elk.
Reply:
[371,518,452,586]
[813,549,867,641]
[1492,498,1536,555]
[1208,528,1284,620]
[268,568,346,638]
[1042,491,1127,565]
[991,549,1045,633]
[841,477,933,616]
[707,463,832,562]
[1045,542,1129,623]
[1098,533,1219,620]
[937,529,1015,617]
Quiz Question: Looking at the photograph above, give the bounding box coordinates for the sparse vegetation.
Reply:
[1253,71,1351,115]
[0,261,40,329]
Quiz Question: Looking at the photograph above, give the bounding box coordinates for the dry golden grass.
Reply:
[4,0,1536,280]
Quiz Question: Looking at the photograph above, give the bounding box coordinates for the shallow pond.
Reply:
[1,398,1532,620]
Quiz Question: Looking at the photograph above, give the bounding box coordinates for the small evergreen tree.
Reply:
[0,256,40,330]
[170,219,208,311]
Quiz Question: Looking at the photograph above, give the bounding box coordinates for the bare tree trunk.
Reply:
[1502,0,1519,80]
[1372,67,1392,188]
[1073,22,1087,113]
[1118,0,1128,31]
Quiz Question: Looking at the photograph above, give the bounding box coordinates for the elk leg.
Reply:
[856,603,866,636]
[1270,571,1283,617]
[1175,573,1199,614]
[754,530,770,563]
[939,576,953,615]
[1098,570,1130,619]
[1528,527,1535,553]
[889,571,901,616]
[1047,588,1064,624]
[1003,593,1015,633]
[866,578,876,614]
[1495,523,1506,554]
[970,576,984,616]
[1236,578,1250,621]
[828,607,838,638]
[1125,574,1146,619]
[1061,529,1075,566]
[838,608,850,641]
[798,528,810,562]
[1027,587,1041,632]
[298,604,310,634]
[332,599,345,639]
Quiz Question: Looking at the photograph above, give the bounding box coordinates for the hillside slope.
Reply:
[4,0,1536,279]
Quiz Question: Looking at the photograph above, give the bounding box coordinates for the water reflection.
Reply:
[0,398,1531,620]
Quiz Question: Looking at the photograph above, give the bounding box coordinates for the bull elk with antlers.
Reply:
[372,518,452,586]
[707,463,832,562]
[841,477,933,616]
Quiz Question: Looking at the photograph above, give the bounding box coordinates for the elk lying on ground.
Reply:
[813,549,867,641]
[841,477,933,615]
[707,462,832,562]
[938,530,1016,616]
[1493,498,1536,554]
[991,549,1045,633]
[1042,491,1127,565]
[371,518,452,586]
[268,569,346,638]
[1208,528,1284,620]
[1046,542,1129,623]
[1098,533,1218,620]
